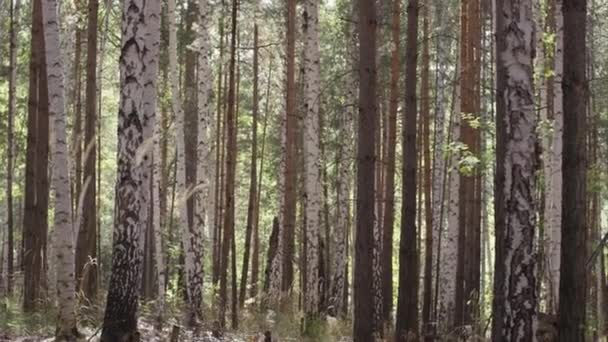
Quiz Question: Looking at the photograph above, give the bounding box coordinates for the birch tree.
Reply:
[41,0,78,336]
[100,0,160,338]
[492,0,537,338]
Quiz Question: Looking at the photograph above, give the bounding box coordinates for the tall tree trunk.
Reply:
[23,0,49,313]
[492,0,537,339]
[281,0,298,300]
[42,0,79,336]
[547,0,563,312]
[381,0,399,324]
[6,0,20,295]
[353,0,376,337]
[396,0,420,340]
[239,23,259,308]
[421,4,433,339]
[168,0,204,325]
[559,0,588,340]
[76,0,99,300]
[100,0,160,338]
[219,0,238,327]
[302,0,322,327]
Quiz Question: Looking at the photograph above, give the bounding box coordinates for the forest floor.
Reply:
[1,296,353,341]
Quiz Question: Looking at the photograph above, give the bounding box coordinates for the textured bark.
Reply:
[353,0,376,337]
[421,4,434,339]
[281,0,298,299]
[395,0,420,340]
[75,0,99,300]
[492,0,538,339]
[302,0,322,324]
[239,23,259,308]
[6,0,20,295]
[558,0,587,340]
[42,0,78,335]
[219,0,238,327]
[546,0,563,312]
[100,0,160,338]
[23,0,49,312]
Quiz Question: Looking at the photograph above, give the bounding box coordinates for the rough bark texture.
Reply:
[23,0,49,313]
[493,0,538,339]
[42,0,78,336]
[558,0,587,340]
[396,0,420,340]
[353,0,376,337]
[302,0,322,324]
[100,0,160,339]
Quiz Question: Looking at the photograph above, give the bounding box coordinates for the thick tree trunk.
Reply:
[395,0,420,340]
[559,0,588,340]
[302,0,322,326]
[353,0,376,337]
[23,0,49,313]
[492,0,537,339]
[100,0,160,339]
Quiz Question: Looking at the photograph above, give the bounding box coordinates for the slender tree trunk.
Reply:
[6,0,20,295]
[353,0,376,337]
[492,0,537,338]
[42,0,79,336]
[219,0,238,327]
[381,0,399,325]
[76,0,99,300]
[558,0,588,340]
[239,23,259,308]
[281,0,298,300]
[100,0,160,338]
[396,0,420,340]
[547,0,563,312]
[421,4,434,339]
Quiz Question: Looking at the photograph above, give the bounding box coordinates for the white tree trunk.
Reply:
[437,62,461,334]
[168,0,203,324]
[496,0,537,338]
[547,0,563,312]
[41,0,76,336]
[303,0,321,318]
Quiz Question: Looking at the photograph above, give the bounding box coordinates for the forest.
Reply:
[0,0,603,340]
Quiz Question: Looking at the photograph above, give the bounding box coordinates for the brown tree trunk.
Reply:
[76,0,99,300]
[395,0,420,340]
[421,3,433,339]
[282,0,298,299]
[219,0,238,327]
[353,0,377,337]
[559,0,588,339]
[23,0,49,312]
